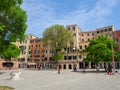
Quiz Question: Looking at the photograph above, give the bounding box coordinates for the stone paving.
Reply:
[0,69,120,90]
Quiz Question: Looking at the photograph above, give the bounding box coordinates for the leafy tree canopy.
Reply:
[0,0,27,57]
[52,53,64,61]
[84,35,120,63]
[2,44,20,60]
[43,24,74,53]
[43,24,74,74]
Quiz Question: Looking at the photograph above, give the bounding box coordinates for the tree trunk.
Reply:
[58,63,61,74]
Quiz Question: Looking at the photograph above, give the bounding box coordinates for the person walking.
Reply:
[96,65,99,73]
[107,64,112,75]
[73,64,77,72]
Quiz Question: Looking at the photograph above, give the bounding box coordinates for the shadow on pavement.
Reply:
[71,69,106,73]
[0,72,6,75]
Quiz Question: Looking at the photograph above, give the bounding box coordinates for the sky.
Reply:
[22,0,120,38]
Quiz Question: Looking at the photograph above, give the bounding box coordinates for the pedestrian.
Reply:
[96,65,99,73]
[107,64,112,75]
[73,65,77,72]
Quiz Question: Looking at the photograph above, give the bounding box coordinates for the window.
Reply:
[67,48,70,53]
[50,57,52,61]
[46,50,47,53]
[73,56,77,59]
[109,28,112,31]
[97,31,100,33]
[68,56,72,60]
[18,58,20,61]
[101,30,103,33]
[64,48,67,51]
[79,55,82,59]
[64,56,67,60]
[80,46,82,49]
[87,33,89,36]
[36,44,40,48]
[28,51,31,54]
[35,39,41,42]
[82,34,84,36]
[68,27,70,30]
[84,45,87,49]
[21,58,25,62]
[82,39,84,42]
[92,33,94,36]
[45,57,47,60]
[19,46,25,50]
[30,40,34,43]
[88,38,90,41]
[105,29,107,32]
[73,27,75,30]
[21,51,24,55]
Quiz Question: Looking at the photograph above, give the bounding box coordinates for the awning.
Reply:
[27,63,36,65]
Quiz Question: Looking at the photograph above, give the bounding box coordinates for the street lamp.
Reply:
[73,47,75,53]
[111,32,115,74]
[108,32,115,74]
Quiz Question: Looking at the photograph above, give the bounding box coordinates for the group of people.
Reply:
[73,64,114,74]
[96,64,114,75]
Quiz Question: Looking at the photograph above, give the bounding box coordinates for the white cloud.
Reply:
[22,0,119,37]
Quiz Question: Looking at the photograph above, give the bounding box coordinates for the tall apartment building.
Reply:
[15,34,37,67]
[42,25,115,69]
[14,25,118,69]
[114,30,120,51]
[43,25,81,69]
[66,24,80,49]
[79,26,114,69]
[29,38,44,65]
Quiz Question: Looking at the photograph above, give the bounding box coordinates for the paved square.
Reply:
[0,69,120,90]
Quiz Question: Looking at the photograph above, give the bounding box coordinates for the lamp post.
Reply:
[73,47,75,53]
[107,32,115,74]
[111,32,115,74]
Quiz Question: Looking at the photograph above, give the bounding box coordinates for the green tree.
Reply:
[84,35,120,64]
[2,44,20,60]
[0,0,27,57]
[43,24,73,74]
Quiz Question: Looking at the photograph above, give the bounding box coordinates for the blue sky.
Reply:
[22,0,120,37]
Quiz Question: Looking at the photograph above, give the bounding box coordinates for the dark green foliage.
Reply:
[2,44,20,60]
[84,35,120,63]
[0,0,27,58]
